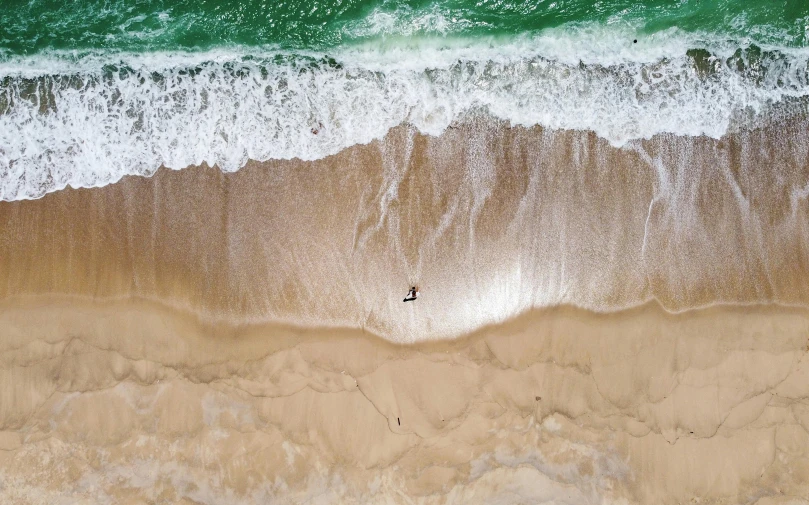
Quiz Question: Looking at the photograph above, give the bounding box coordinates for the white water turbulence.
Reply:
[2,25,809,201]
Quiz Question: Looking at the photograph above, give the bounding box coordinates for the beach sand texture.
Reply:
[1,300,809,504]
[2,122,809,503]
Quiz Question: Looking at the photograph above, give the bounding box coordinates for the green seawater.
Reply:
[0,0,807,56]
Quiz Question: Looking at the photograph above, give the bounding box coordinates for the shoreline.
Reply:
[4,290,809,343]
[1,296,808,503]
[2,120,809,341]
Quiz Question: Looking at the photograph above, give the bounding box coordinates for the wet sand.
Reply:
[2,120,809,341]
[2,120,809,503]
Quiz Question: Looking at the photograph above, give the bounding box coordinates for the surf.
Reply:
[2,29,809,201]
[1,0,809,201]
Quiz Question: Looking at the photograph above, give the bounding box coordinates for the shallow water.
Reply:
[0,120,807,341]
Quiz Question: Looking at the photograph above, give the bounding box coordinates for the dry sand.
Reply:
[0,297,808,504]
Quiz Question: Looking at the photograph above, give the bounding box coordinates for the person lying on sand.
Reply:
[403,287,419,302]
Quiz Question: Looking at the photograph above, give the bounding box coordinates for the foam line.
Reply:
[2,28,809,200]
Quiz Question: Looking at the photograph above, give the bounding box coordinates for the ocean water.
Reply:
[1,0,809,200]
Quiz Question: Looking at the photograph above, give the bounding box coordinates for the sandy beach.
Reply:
[1,296,808,504]
[2,121,809,503]
[5,0,809,499]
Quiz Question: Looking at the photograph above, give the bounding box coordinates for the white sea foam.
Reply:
[1,25,809,200]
